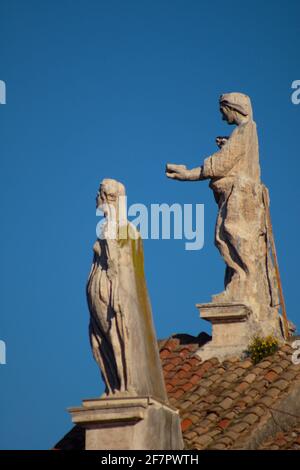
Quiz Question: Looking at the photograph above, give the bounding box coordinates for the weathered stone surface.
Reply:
[166,93,284,353]
[68,179,185,450]
[196,303,253,360]
[87,178,167,401]
[69,397,183,450]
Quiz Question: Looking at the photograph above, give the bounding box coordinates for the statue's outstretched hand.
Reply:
[165,163,189,180]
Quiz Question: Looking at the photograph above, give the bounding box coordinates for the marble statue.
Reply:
[166,93,280,326]
[86,178,167,400]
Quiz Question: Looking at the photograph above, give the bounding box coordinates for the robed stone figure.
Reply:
[166,93,279,325]
[86,178,167,401]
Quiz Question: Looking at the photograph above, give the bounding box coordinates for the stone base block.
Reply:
[68,396,183,450]
[195,302,252,361]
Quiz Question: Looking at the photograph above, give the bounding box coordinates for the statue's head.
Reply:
[96,178,126,221]
[219,93,253,125]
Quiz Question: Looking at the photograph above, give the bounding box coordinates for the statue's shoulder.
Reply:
[127,222,141,242]
[231,120,254,141]
[93,239,101,256]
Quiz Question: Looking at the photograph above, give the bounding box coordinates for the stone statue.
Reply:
[86,178,167,401]
[166,93,281,330]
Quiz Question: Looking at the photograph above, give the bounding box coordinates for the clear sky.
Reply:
[1,0,299,450]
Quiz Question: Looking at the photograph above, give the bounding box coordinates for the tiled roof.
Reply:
[54,333,300,450]
[160,334,300,450]
[259,427,300,450]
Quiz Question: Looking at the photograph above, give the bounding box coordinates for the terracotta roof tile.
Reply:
[218,418,230,429]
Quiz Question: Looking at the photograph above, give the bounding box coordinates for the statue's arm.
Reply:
[202,126,245,179]
[166,163,204,181]
[166,125,246,181]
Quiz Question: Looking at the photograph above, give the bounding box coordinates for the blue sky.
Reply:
[0,0,299,450]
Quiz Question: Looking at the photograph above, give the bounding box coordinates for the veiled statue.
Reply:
[166,93,280,326]
[86,178,167,400]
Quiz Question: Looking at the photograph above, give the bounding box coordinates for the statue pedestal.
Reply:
[68,396,184,450]
[195,303,253,361]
